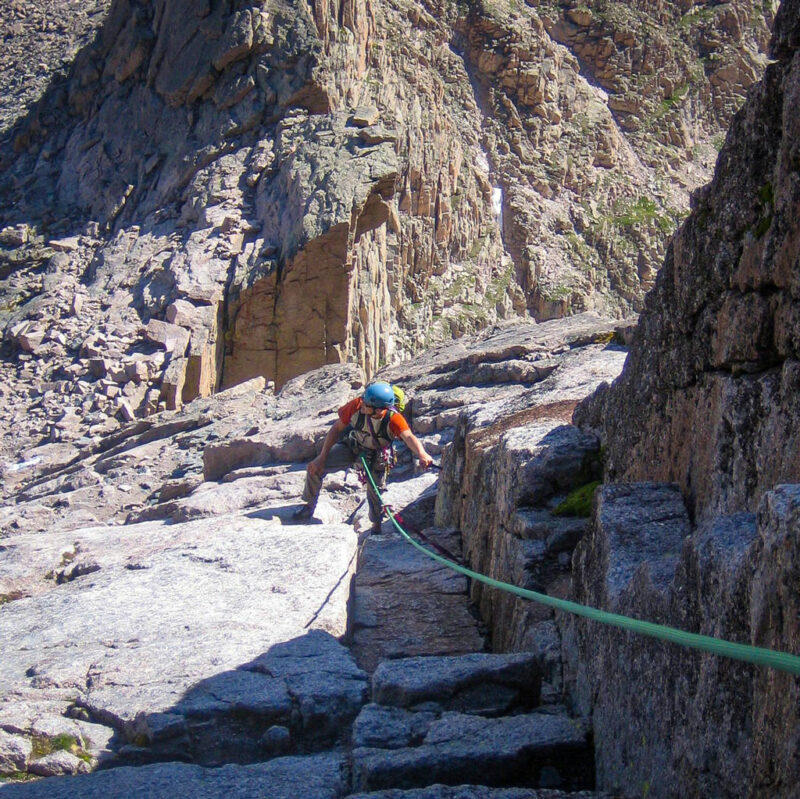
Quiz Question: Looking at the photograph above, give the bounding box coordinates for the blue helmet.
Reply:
[363,382,395,409]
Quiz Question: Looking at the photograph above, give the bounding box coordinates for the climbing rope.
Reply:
[380,502,463,564]
[360,456,800,676]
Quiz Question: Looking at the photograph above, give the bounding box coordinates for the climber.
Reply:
[292,381,434,532]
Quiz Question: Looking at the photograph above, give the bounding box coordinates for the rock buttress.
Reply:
[584,0,800,522]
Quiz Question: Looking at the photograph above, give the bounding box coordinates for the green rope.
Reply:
[360,457,800,676]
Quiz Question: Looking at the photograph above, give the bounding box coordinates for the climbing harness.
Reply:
[360,456,800,677]
[365,414,396,471]
[345,407,398,486]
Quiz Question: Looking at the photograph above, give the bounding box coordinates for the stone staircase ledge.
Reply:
[348,787,613,799]
[372,653,541,714]
[351,709,593,793]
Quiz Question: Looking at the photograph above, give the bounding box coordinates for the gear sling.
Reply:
[345,406,398,473]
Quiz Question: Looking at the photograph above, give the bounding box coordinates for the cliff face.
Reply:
[429,3,800,795]
[0,1,773,465]
[562,1,800,794]
[564,483,800,797]
[583,0,800,523]
[465,0,773,318]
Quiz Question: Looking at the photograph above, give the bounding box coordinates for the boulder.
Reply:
[28,750,91,777]
[351,106,380,127]
[88,358,109,379]
[48,237,80,253]
[116,397,136,422]
[144,321,190,356]
[165,299,199,328]
[124,361,148,383]
[0,729,31,773]
[160,356,188,411]
[0,225,28,246]
[17,327,46,354]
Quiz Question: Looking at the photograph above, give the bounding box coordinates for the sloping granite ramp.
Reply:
[348,472,486,673]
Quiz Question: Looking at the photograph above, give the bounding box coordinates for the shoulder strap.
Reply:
[366,411,395,449]
[378,409,394,441]
[365,414,383,450]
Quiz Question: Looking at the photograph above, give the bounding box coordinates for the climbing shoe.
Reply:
[291,504,315,523]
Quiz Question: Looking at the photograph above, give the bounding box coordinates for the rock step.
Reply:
[348,475,485,673]
[371,653,540,715]
[107,631,368,767]
[351,708,594,793]
[350,788,612,799]
[350,652,593,794]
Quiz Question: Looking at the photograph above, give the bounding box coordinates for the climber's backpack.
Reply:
[386,384,412,429]
[391,385,407,415]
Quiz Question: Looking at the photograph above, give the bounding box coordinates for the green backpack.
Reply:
[391,385,406,414]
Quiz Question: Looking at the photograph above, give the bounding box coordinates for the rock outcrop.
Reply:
[427,315,627,696]
[0,754,350,798]
[351,653,594,793]
[581,0,800,523]
[560,1,800,795]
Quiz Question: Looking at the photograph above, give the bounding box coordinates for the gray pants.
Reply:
[302,443,388,524]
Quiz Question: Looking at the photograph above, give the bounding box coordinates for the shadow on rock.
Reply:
[103,629,368,769]
[244,504,322,524]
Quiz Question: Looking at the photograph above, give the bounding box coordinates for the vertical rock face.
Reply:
[429,315,629,692]
[584,0,800,523]
[565,485,800,797]
[222,111,398,388]
[562,2,800,795]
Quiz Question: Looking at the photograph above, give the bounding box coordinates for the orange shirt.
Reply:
[338,397,410,438]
